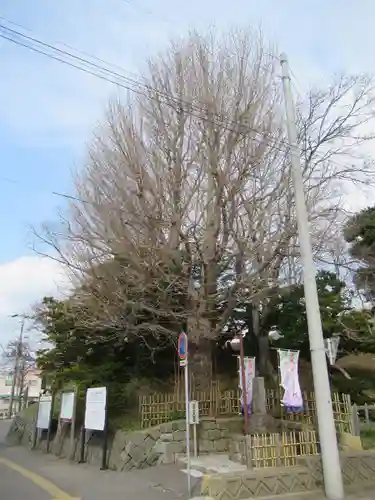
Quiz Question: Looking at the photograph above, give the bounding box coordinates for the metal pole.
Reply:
[239,336,249,435]
[193,422,197,458]
[46,391,55,453]
[32,392,41,449]
[280,53,344,500]
[70,386,78,460]
[101,388,109,470]
[184,361,191,497]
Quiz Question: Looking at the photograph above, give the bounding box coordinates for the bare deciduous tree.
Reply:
[35,28,375,384]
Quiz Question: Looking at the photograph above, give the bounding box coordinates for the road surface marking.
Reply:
[0,457,80,500]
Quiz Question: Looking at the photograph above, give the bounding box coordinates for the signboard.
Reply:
[37,395,52,429]
[178,332,188,367]
[60,391,75,421]
[84,387,107,431]
[324,337,340,365]
[189,400,199,425]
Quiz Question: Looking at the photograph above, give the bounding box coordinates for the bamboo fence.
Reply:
[250,430,319,468]
[139,384,353,433]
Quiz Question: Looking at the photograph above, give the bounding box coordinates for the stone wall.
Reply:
[7,415,242,471]
[200,451,375,499]
[84,418,241,470]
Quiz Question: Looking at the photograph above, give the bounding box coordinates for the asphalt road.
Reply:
[2,419,374,500]
[0,421,51,500]
[0,461,51,500]
[0,419,190,500]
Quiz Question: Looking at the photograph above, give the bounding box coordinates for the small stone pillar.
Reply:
[252,377,267,415]
[249,377,272,433]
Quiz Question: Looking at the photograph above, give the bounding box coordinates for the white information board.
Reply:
[324,337,340,365]
[189,400,199,425]
[84,387,107,431]
[37,395,52,429]
[60,391,75,421]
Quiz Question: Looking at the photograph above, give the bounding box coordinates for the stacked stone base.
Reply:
[200,452,375,499]
[7,415,243,471]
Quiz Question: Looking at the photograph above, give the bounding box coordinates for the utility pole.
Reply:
[7,318,25,418]
[280,54,344,500]
[18,349,26,413]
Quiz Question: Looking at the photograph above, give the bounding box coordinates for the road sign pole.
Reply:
[193,419,197,458]
[178,332,191,497]
[184,360,191,497]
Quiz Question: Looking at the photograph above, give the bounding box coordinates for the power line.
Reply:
[0,15,143,81]
[0,21,287,151]
[0,26,287,149]
[0,18,362,182]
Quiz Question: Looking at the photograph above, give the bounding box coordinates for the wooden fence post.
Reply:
[364,403,370,426]
[245,434,253,469]
[351,404,360,436]
[274,434,282,467]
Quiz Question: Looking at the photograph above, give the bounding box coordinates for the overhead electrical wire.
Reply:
[0,20,352,174]
[0,18,341,158]
[0,17,360,209]
[0,23,284,147]
[0,15,144,81]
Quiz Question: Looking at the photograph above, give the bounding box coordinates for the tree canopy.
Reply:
[344,205,375,301]
[33,27,375,392]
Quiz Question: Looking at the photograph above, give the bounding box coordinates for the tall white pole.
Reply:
[280,53,344,500]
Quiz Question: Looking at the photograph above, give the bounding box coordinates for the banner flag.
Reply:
[277,349,304,413]
[238,356,256,415]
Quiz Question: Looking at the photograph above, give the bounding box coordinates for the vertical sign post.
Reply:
[189,400,199,458]
[46,390,56,453]
[31,392,42,450]
[324,337,340,366]
[178,331,191,497]
[239,336,249,435]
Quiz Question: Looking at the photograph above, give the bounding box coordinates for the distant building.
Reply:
[0,368,42,414]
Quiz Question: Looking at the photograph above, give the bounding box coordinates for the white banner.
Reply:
[238,356,256,412]
[277,349,303,412]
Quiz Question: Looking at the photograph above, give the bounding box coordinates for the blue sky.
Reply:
[1,0,375,346]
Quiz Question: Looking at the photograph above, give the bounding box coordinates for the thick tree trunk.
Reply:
[189,337,214,391]
[187,314,215,391]
[258,334,271,377]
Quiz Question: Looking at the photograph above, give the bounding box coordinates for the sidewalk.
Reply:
[1,441,375,499]
[274,491,375,500]
[1,444,196,500]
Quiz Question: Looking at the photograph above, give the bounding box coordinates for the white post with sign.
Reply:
[178,332,191,497]
[189,400,199,458]
[324,337,340,366]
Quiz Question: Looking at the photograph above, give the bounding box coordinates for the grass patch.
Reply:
[22,404,38,419]
[360,427,375,450]
[109,412,141,432]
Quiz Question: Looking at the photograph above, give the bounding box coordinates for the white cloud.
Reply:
[0,256,68,347]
